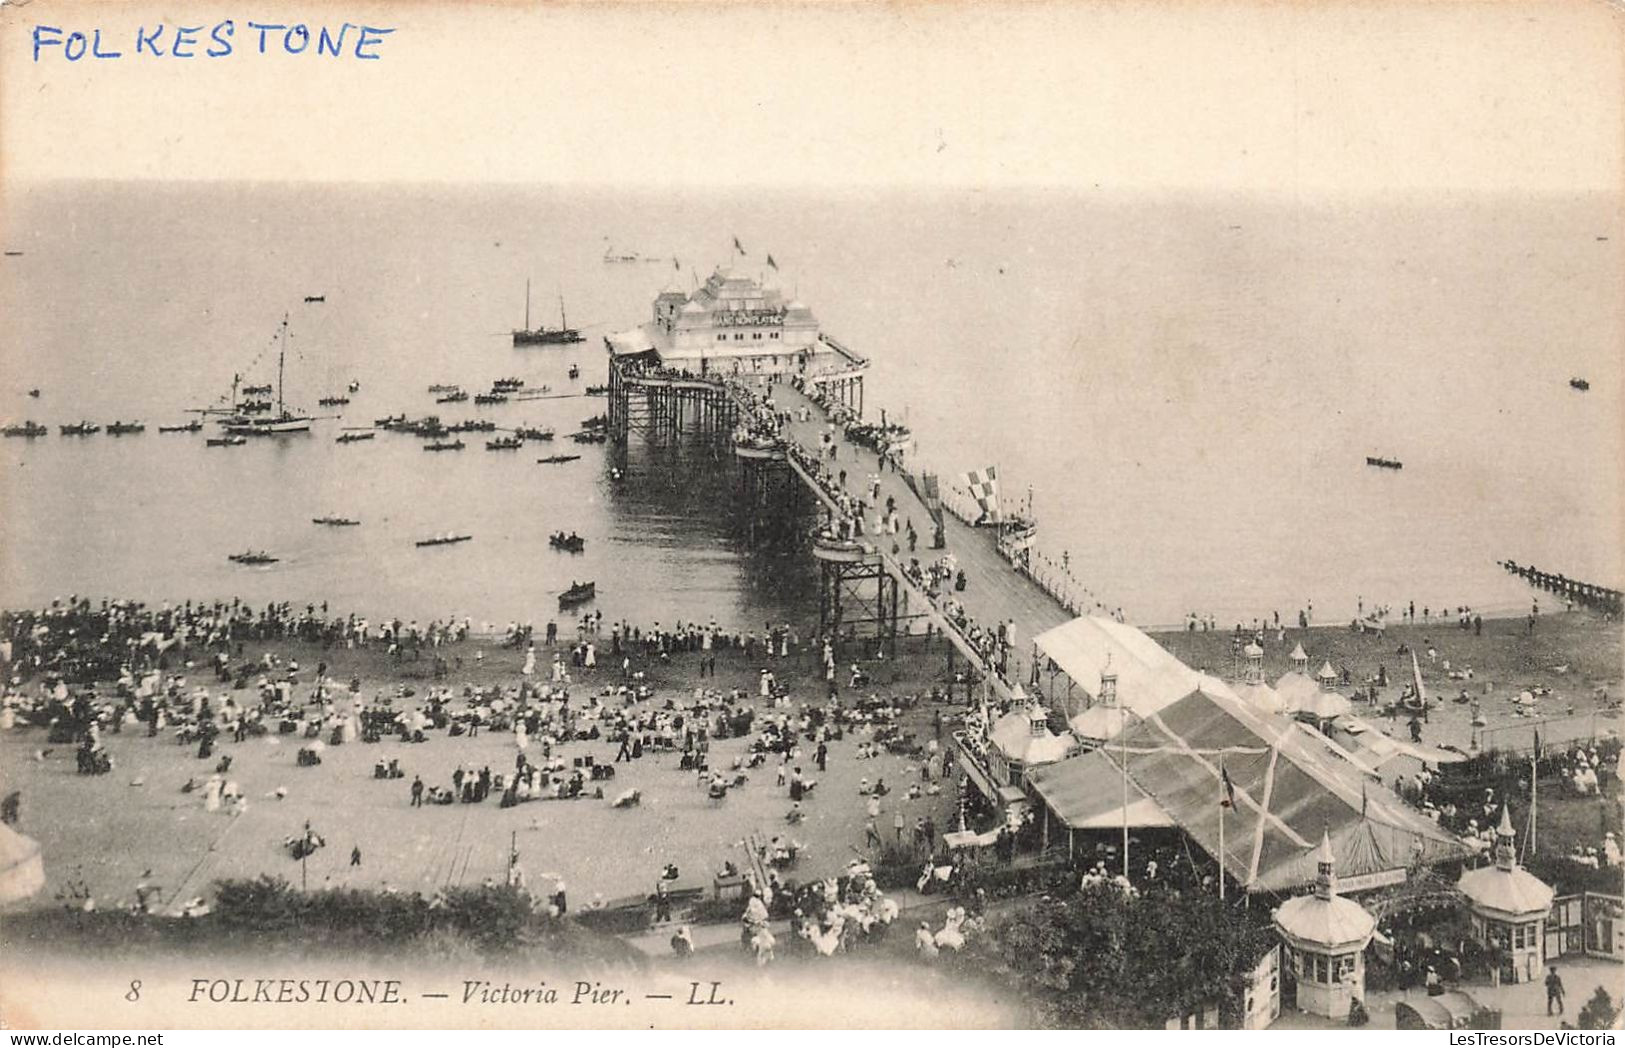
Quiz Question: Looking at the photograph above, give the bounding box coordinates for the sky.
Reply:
[1,0,1621,194]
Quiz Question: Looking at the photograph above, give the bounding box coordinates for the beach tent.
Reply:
[1068,704,1136,742]
[1104,686,1470,893]
[0,823,45,904]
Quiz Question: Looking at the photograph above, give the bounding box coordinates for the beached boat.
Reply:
[206,435,247,447]
[549,532,586,553]
[558,581,596,608]
[1365,456,1403,470]
[336,431,375,443]
[158,420,203,433]
[1570,378,1590,391]
[537,454,581,465]
[106,421,146,435]
[312,516,360,527]
[228,551,279,565]
[424,440,465,452]
[3,422,47,437]
[416,533,472,548]
[59,421,100,436]
[516,426,555,441]
[473,393,509,406]
[486,436,524,450]
[513,280,585,345]
[436,390,469,404]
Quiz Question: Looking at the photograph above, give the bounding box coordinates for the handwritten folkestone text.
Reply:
[31,22,396,62]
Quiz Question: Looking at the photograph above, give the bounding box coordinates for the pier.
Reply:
[605,359,1073,704]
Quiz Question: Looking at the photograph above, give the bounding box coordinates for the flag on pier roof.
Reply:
[963,466,1001,523]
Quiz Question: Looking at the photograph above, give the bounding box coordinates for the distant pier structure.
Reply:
[604,267,867,447]
[604,266,1074,690]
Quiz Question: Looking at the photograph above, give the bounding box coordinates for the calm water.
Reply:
[0,182,1619,628]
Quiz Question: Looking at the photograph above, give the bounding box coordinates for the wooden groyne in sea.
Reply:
[1500,560,1622,616]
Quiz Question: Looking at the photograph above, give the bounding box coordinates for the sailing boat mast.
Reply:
[558,294,567,331]
[277,313,288,417]
[524,279,532,333]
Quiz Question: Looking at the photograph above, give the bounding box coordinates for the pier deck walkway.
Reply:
[758,378,1074,697]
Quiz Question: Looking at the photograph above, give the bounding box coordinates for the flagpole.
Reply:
[1529,755,1538,857]
[1121,720,1129,879]
[1219,759,1226,902]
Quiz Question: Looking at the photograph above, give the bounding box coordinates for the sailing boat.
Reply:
[224,314,313,435]
[512,280,584,345]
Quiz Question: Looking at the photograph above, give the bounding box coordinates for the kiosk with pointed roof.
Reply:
[1234,641,1286,714]
[1457,807,1555,984]
[1273,830,1376,1019]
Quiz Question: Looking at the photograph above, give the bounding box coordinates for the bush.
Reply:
[1577,987,1619,1030]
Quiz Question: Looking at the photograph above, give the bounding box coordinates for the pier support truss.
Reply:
[816,551,900,661]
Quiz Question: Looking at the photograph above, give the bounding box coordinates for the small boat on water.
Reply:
[549,531,586,553]
[336,431,375,443]
[207,435,247,447]
[580,414,608,430]
[27,388,40,398]
[1365,456,1403,471]
[1570,378,1590,391]
[242,384,273,396]
[449,419,497,433]
[584,385,609,396]
[567,364,581,380]
[570,430,608,445]
[424,440,465,452]
[317,395,350,407]
[537,454,581,465]
[474,393,509,406]
[375,413,408,428]
[416,533,472,548]
[486,436,524,450]
[106,421,146,435]
[492,377,525,392]
[558,581,596,608]
[436,390,469,404]
[3,421,48,437]
[516,426,555,441]
[59,421,100,436]
[228,551,279,565]
[427,384,462,393]
[312,516,360,527]
[304,295,326,303]
[158,420,204,433]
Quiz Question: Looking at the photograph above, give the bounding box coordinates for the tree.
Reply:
[1577,987,1619,1031]
[965,883,1276,1028]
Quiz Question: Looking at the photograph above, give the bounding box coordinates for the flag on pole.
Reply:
[920,472,943,527]
[962,466,1001,523]
[1220,763,1236,808]
[733,236,746,256]
[767,253,778,270]
[673,256,680,271]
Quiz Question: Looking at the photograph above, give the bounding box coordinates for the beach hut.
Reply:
[1457,807,1555,984]
[1273,831,1376,1020]
[0,823,45,905]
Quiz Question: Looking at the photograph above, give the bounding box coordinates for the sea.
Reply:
[0,181,1619,631]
